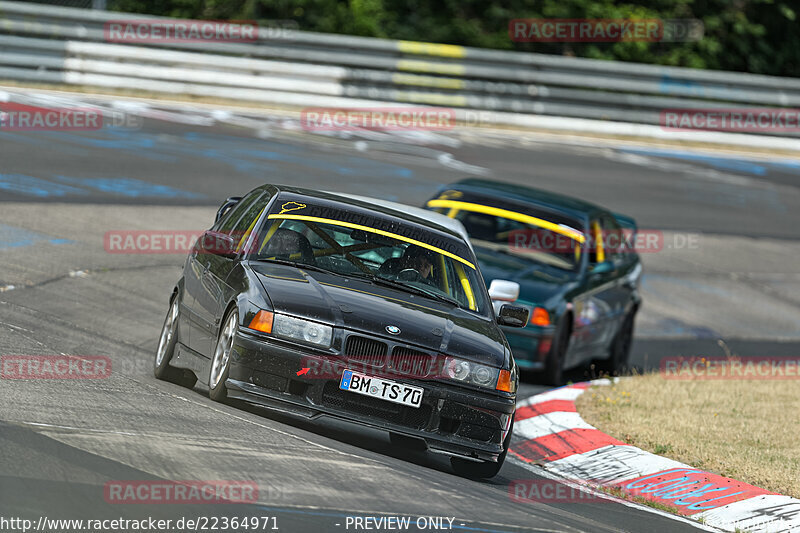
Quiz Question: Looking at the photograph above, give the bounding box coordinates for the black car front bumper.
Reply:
[226,330,516,462]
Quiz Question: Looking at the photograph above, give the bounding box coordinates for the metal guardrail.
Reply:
[2,0,800,142]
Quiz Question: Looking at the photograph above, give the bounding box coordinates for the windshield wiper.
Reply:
[356,274,461,308]
[252,258,343,277]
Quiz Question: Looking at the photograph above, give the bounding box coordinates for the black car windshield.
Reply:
[431,204,585,272]
[247,203,489,315]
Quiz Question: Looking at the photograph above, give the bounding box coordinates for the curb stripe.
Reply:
[510,428,625,462]
[616,468,772,516]
[515,399,577,421]
[518,386,585,407]
[694,495,800,532]
[546,444,691,484]
[512,379,800,531]
[514,411,594,440]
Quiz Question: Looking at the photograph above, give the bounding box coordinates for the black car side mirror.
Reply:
[215,196,242,223]
[497,304,529,328]
[199,231,237,258]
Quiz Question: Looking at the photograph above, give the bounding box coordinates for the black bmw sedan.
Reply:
[154,184,528,478]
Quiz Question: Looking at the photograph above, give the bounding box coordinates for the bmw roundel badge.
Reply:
[385,325,401,335]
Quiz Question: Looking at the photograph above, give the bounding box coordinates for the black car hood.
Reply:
[250,262,505,367]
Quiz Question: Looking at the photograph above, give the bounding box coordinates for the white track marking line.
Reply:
[21,421,139,436]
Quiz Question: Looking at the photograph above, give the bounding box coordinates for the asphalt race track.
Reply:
[1,90,799,533]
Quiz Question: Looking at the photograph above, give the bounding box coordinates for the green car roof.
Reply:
[445,178,607,221]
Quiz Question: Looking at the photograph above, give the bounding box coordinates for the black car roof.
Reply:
[442,178,608,221]
[256,184,465,240]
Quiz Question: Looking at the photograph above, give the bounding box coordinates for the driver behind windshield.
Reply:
[379,244,434,282]
[401,245,433,279]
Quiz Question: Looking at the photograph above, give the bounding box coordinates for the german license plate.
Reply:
[339,370,423,408]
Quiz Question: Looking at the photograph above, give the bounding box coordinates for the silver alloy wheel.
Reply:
[210,312,237,388]
[156,299,179,366]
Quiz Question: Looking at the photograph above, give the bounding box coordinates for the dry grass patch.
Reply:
[576,373,800,498]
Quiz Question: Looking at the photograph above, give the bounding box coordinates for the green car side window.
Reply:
[601,215,627,264]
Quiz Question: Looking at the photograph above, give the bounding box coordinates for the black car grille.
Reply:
[321,382,431,430]
[345,335,387,367]
[389,347,437,379]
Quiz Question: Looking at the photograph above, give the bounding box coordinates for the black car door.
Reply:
[178,249,201,352]
[184,191,270,357]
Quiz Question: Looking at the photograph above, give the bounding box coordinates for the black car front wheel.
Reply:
[451,415,514,479]
[154,296,196,388]
[209,307,238,402]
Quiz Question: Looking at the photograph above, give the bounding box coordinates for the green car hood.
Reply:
[474,247,579,309]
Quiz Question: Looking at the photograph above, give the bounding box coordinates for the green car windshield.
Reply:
[428,201,586,272]
[247,207,489,315]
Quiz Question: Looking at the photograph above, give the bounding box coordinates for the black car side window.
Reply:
[214,192,261,234]
[213,191,273,252]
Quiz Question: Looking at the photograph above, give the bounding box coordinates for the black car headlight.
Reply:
[246,310,332,348]
[273,314,332,347]
[443,356,501,389]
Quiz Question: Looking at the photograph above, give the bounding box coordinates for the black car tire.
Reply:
[597,310,635,375]
[451,415,514,479]
[543,316,570,386]
[154,295,197,389]
[209,307,238,403]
